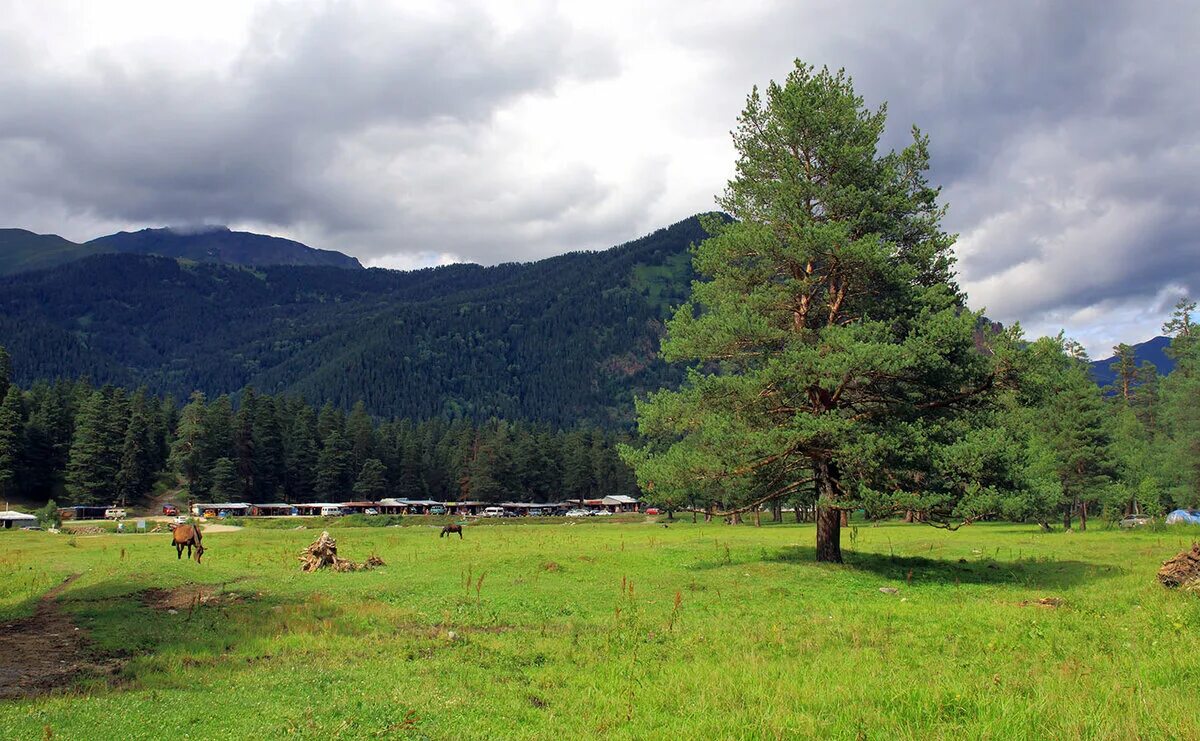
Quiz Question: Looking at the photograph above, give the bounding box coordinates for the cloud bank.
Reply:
[0,0,1197,354]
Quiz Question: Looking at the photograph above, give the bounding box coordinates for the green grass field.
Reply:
[2,519,1199,740]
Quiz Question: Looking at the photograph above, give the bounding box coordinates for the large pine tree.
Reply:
[623,63,1008,562]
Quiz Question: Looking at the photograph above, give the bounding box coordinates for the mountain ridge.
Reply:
[0,224,362,274]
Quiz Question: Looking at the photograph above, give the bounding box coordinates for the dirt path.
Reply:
[0,574,122,699]
[200,523,243,533]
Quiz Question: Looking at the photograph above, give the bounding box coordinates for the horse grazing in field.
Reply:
[440,524,463,539]
[171,523,205,563]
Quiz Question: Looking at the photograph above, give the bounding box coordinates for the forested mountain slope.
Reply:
[0,217,707,426]
[0,228,106,275]
[88,226,363,269]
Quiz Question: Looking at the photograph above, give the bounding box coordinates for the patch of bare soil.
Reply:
[0,575,123,699]
[1019,597,1065,608]
[140,584,245,611]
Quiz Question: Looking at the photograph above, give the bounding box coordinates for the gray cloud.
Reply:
[0,0,1197,354]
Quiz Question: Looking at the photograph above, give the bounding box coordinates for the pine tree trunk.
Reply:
[753,508,761,527]
[814,460,844,563]
[1062,504,1072,531]
[903,510,914,523]
[794,506,802,523]
[816,506,843,563]
[1078,500,1087,531]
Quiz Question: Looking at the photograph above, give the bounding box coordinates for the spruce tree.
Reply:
[65,390,121,505]
[353,458,389,500]
[284,406,318,503]
[0,385,23,501]
[170,391,208,498]
[209,457,240,502]
[315,430,352,501]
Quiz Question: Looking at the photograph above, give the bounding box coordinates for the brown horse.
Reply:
[171,523,205,563]
[440,524,463,539]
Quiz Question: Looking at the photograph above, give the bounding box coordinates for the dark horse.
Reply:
[440,524,463,539]
[170,523,205,563]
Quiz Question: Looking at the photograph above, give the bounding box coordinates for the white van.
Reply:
[104,507,127,520]
[482,506,505,517]
[320,505,345,517]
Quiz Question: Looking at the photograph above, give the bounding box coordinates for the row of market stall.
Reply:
[188,495,641,519]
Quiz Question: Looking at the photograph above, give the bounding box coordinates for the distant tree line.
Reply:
[0,345,638,507]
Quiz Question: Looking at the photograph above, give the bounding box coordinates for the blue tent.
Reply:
[1165,509,1200,525]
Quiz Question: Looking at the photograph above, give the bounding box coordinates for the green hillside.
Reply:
[0,228,104,275]
[0,216,710,426]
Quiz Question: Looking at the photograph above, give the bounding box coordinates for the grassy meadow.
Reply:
[2,518,1199,740]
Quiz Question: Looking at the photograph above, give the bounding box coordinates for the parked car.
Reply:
[364,508,379,516]
[528,508,546,517]
[592,509,612,516]
[1118,514,1152,529]
[565,509,590,518]
[162,503,179,516]
[482,506,505,517]
[173,515,189,525]
[645,508,661,515]
[320,505,345,517]
[429,505,447,515]
[104,507,127,520]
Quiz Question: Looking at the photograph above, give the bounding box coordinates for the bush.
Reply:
[35,499,61,528]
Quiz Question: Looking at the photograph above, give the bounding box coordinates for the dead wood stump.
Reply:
[1157,543,1200,589]
[299,531,385,573]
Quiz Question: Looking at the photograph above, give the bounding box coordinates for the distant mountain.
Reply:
[0,228,105,275]
[87,225,363,270]
[0,216,707,427]
[1089,335,1176,387]
[0,225,362,275]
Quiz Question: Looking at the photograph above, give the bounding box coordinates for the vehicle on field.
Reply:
[104,507,127,520]
[173,515,189,525]
[528,508,546,517]
[481,506,505,517]
[429,505,447,515]
[565,509,589,518]
[1118,514,1151,529]
[364,508,379,516]
[1166,509,1200,525]
[162,503,179,515]
[591,509,612,516]
[320,505,345,517]
[645,508,660,515]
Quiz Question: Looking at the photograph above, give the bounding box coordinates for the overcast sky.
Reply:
[1,1,1197,356]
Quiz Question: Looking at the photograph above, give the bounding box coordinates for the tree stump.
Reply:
[299,531,385,573]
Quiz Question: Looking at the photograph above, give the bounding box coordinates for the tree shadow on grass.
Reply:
[701,545,1122,590]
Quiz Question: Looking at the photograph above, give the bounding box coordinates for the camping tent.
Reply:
[1166,509,1200,525]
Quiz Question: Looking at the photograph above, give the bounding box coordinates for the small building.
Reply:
[0,511,38,529]
[293,503,346,517]
[602,495,640,513]
[190,502,252,518]
[338,501,380,514]
[446,501,487,516]
[251,503,296,516]
[59,505,108,521]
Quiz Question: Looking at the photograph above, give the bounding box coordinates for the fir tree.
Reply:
[353,458,389,500]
